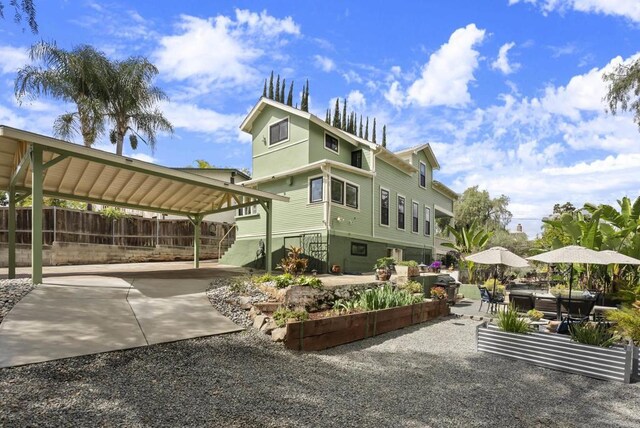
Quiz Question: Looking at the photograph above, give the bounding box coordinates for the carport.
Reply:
[0,125,288,283]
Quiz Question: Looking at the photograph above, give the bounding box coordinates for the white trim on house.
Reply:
[411,200,420,234]
[434,204,454,218]
[397,193,406,231]
[329,173,360,212]
[424,205,432,237]
[267,116,290,146]
[323,131,340,155]
[419,161,427,189]
[242,159,374,186]
[379,186,390,228]
[252,138,308,158]
[307,174,324,204]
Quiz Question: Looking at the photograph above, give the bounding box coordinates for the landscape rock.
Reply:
[261,319,278,335]
[271,327,287,342]
[253,315,268,330]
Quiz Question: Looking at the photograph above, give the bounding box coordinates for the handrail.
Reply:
[217,223,237,262]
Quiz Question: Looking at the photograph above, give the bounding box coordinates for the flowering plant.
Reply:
[430,286,447,300]
[429,261,442,269]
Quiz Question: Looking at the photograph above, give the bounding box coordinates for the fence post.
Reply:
[52,206,56,243]
[8,188,16,279]
[156,216,159,247]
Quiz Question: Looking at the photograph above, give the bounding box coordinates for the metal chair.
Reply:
[478,286,505,313]
[509,292,535,313]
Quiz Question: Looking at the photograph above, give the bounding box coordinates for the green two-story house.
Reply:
[220,97,458,273]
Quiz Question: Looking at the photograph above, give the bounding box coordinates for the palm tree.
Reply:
[15,42,111,147]
[104,57,173,155]
[443,221,493,283]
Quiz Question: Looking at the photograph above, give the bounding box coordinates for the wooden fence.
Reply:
[0,207,235,249]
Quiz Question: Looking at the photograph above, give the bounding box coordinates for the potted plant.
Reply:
[430,286,447,301]
[396,260,419,278]
[374,257,395,281]
[429,260,442,273]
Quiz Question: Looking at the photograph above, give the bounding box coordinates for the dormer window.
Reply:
[325,132,339,153]
[351,150,362,168]
[419,161,426,188]
[269,118,289,145]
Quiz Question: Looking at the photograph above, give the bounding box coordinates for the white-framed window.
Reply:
[424,206,431,236]
[380,188,390,226]
[309,176,323,203]
[237,205,258,217]
[412,201,419,233]
[419,161,427,188]
[345,183,359,209]
[269,117,289,145]
[331,177,344,204]
[397,195,405,230]
[324,132,339,154]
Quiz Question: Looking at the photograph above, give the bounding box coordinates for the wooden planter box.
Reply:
[395,265,420,278]
[284,300,449,351]
[476,323,639,383]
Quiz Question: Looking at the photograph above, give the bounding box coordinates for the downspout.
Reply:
[371,148,377,238]
[321,163,332,273]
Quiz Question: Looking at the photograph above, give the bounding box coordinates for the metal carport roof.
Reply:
[0,125,288,282]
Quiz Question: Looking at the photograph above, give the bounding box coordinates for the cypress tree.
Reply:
[359,115,363,138]
[372,118,377,144]
[286,81,294,106]
[325,109,330,124]
[262,79,267,98]
[351,112,356,134]
[303,80,310,111]
[333,98,341,128]
[364,117,369,140]
[275,75,280,102]
[342,99,347,131]
[280,78,286,103]
[268,71,274,99]
[382,125,387,147]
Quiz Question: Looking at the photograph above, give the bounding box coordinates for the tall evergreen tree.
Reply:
[364,117,369,140]
[341,98,347,131]
[268,71,274,99]
[372,118,377,144]
[262,79,267,98]
[280,78,286,103]
[333,98,341,128]
[286,81,294,106]
[351,112,356,134]
[303,79,310,111]
[382,125,387,147]
[275,75,280,102]
[359,115,363,138]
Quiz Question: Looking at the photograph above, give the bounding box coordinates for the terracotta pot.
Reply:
[331,264,341,274]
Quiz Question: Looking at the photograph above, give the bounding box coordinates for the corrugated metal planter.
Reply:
[476,323,639,383]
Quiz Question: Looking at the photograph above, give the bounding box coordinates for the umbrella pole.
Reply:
[492,265,498,299]
[567,264,573,322]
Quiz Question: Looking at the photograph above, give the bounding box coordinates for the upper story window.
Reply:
[397,195,406,230]
[412,201,419,233]
[309,177,323,203]
[331,177,344,204]
[380,188,390,226]
[424,206,431,236]
[346,183,358,209]
[269,118,289,145]
[325,133,339,153]
[351,150,363,168]
[419,162,427,188]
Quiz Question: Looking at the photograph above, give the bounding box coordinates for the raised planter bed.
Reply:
[284,299,449,351]
[476,323,639,383]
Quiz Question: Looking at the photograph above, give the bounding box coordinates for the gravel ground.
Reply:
[206,277,269,327]
[0,278,35,325]
[1,315,638,427]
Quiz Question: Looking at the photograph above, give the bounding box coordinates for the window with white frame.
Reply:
[412,201,419,233]
[380,189,390,226]
[419,162,426,188]
[331,177,344,204]
[237,205,258,217]
[397,195,405,230]
[345,183,358,209]
[424,206,431,236]
[269,118,288,145]
[325,133,339,153]
[309,177,323,203]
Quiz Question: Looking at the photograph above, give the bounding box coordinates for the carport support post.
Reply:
[31,145,43,284]
[8,187,16,279]
[191,214,203,268]
[261,200,273,273]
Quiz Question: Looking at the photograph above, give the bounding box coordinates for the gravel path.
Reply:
[0,278,35,325]
[1,315,638,427]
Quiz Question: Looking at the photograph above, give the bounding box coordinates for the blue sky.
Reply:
[1,0,640,236]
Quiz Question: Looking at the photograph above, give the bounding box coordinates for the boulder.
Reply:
[271,327,287,342]
[248,306,261,320]
[252,315,268,330]
[284,285,323,311]
[261,319,278,335]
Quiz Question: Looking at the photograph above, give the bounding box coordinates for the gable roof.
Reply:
[394,143,441,170]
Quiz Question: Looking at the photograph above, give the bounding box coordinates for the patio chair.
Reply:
[558,296,597,322]
[508,292,535,313]
[478,286,505,313]
[534,296,560,320]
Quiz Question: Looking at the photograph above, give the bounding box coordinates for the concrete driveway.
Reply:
[0,275,242,368]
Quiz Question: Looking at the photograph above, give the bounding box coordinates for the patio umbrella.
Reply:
[527,246,610,320]
[599,250,640,265]
[465,247,529,297]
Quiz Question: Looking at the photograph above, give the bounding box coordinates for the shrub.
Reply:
[374,257,395,270]
[272,307,309,327]
[229,278,248,294]
[252,273,275,284]
[356,284,422,311]
[526,309,544,321]
[399,280,422,294]
[277,246,309,275]
[274,273,294,289]
[497,304,530,334]
[295,275,323,289]
[569,322,617,348]
[606,307,640,344]
[396,260,418,267]
[430,286,447,300]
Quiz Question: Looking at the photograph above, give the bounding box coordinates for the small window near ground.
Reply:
[325,133,339,153]
[380,189,390,226]
[351,242,367,256]
[269,118,288,145]
[419,162,426,188]
[346,183,358,209]
[397,196,405,230]
[331,177,344,204]
[424,206,431,236]
[309,177,323,203]
[412,201,419,233]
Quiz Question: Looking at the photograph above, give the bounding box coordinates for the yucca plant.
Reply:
[496,304,530,334]
[569,322,618,348]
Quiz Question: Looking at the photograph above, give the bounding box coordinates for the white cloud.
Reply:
[510,0,640,23]
[342,70,363,84]
[154,10,300,90]
[0,45,28,74]
[161,101,245,139]
[384,81,405,108]
[314,55,335,72]
[346,90,366,110]
[491,42,519,75]
[407,24,486,108]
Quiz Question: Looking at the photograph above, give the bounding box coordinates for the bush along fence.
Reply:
[476,323,639,383]
[284,299,449,351]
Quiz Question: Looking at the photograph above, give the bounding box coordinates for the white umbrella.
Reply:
[599,250,640,265]
[466,247,529,297]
